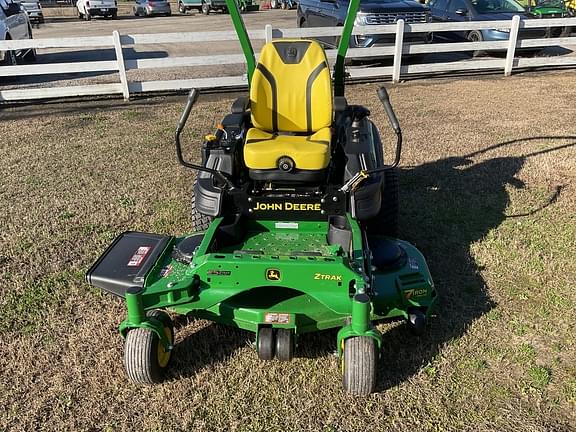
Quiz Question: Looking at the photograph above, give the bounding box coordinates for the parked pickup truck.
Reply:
[297,0,432,49]
[178,0,258,14]
[20,0,44,24]
[76,0,117,20]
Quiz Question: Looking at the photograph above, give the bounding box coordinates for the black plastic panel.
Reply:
[86,231,172,297]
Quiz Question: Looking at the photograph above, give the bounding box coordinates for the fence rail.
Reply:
[1,17,575,102]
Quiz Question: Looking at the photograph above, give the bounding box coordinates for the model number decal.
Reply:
[314,273,342,281]
[207,270,231,276]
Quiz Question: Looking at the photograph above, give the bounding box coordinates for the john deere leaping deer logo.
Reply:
[266,269,281,281]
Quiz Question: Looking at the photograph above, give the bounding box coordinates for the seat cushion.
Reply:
[244,127,331,171]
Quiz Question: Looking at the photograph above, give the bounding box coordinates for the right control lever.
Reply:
[377,86,402,168]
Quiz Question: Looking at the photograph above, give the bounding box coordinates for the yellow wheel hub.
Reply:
[157,326,173,368]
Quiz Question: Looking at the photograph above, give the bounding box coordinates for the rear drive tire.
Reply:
[179,1,186,13]
[342,336,377,396]
[366,168,399,238]
[191,178,214,232]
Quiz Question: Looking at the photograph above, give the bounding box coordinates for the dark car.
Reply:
[428,0,547,42]
[133,0,171,16]
[297,0,432,49]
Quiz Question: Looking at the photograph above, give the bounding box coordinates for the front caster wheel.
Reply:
[407,309,426,336]
[275,329,294,361]
[257,327,275,360]
[124,310,174,384]
[342,336,377,396]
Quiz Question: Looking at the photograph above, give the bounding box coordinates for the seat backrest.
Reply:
[250,39,333,134]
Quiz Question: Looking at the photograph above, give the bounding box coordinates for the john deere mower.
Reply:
[86,0,436,395]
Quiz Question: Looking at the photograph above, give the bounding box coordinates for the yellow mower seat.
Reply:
[244,128,331,170]
[244,39,333,177]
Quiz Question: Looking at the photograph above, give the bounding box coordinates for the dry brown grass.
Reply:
[1,71,575,431]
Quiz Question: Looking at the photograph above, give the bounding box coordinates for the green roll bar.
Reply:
[224,0,257,83]
[223,0,361,95]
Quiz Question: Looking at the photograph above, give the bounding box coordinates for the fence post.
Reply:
[112,30,130,100]
[504,15,521,77]
[392,19,405,83]
[265,24,273,43]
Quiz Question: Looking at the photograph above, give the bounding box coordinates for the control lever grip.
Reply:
[176,89,199,134]
[377,87,400,134]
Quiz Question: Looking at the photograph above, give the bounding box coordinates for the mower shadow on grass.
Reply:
[168,317,251,380]
[374,136,576,392]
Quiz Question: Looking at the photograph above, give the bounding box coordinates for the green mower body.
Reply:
[86,0,437,394]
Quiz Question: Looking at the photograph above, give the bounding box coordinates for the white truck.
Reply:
[76,0,117,20]
[1,0,34,66]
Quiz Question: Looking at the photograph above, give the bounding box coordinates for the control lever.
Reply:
[175,89,235,190]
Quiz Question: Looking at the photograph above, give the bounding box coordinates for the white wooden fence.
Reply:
[0,17,575,102]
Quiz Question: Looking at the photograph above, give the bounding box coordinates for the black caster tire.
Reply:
[124,310,174,384]
[408,309,426,336]
[275,329,294,361]
[191,178,214,232]
[342,336,377,396]
[257,327,275,360]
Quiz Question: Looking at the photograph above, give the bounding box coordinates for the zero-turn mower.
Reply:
[86,0,437,395]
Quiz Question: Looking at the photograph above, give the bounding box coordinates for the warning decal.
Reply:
[127,246,151,267]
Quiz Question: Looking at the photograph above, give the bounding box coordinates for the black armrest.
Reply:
[231,96,250,114]
[334,96,348,112]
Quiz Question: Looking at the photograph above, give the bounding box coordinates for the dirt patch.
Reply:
[1,72,575,431]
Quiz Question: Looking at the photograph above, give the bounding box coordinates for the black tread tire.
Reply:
[367,168,399,237]
[124,310,174,384]
[467,31,483,57]
[23,48,36,63]
[275,329,294,361]
[257,327,275,360]
[201,1,210,14]
[1,49,17,66]
[179,1,186,13]
[342,336,377,396]
[191,180,214,232]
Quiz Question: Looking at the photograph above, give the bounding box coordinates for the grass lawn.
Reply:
[1,71,575,431]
